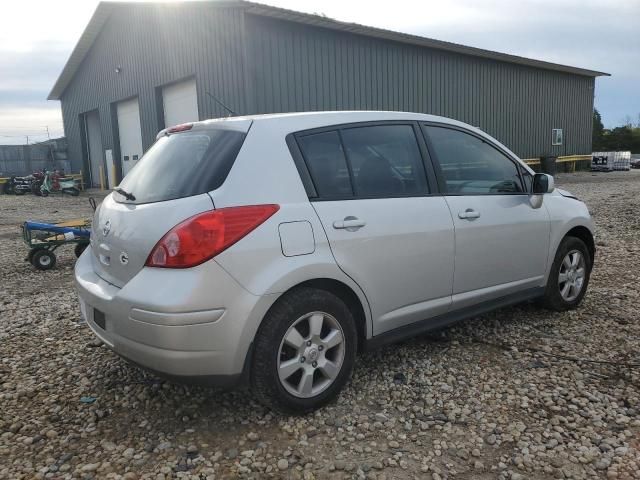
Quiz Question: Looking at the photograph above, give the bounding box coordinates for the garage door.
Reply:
[85,111,103,188]
[117,97,143,178]
[163,78,199,128]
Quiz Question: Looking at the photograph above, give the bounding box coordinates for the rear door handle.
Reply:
[458,209,481,220]
[333,217,366,230]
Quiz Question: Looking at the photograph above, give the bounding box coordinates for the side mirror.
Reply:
[532,173,555,194]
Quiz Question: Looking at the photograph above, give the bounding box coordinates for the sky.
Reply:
[0,0,638,145]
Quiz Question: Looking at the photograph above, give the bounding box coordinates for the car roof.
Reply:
[171,110,529,170]
[196,110,478,133]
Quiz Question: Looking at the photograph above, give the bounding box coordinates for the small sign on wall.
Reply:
[552,129,563,146]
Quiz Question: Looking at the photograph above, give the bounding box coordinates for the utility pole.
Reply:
[45,125,55,167]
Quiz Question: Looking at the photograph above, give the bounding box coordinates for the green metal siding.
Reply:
[244,14,594,159]
[59,4,595,177]
[59,4,247,175]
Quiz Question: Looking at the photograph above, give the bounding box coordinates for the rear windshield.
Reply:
[114,129,246,204]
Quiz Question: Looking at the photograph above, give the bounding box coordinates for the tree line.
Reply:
[593,109,640,152]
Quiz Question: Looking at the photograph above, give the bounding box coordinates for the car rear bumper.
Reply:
[74,249,274,383]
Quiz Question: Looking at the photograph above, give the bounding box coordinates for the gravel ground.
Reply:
[1,172,639,480]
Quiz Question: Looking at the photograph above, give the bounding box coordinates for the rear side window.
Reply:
[297,131,353,198]
[425,126,524,194]
[340,125,428,196]
[295,123,429,199]
[115,129,245,204]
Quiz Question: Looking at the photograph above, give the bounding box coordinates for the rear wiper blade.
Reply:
[114,187,136,201]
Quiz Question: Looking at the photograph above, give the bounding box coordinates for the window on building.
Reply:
[425,126,524,195]
[340,124,428,197]
[297,131,353,198]
[552,129,563,146]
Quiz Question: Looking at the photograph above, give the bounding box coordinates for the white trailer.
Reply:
[591,151,631,172]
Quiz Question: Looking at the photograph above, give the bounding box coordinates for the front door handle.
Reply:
[333,217,366,230]
[458,209,481,220]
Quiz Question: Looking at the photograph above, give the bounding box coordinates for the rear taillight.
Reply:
[146,204,279,268]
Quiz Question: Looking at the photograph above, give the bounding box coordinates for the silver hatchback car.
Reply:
[76,111,594,412]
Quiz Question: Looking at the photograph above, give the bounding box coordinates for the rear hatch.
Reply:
[91,121,250,287]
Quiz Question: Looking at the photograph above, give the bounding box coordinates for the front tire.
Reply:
[542,236,592,311]
[250,287,357,413]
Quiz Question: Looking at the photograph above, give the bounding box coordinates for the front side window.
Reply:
[521,167,534,192]
[340,125,428,197]
[425,126,524,195]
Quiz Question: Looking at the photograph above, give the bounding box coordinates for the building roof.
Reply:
[48,0,610,100]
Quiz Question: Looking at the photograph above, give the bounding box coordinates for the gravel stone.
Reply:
[1,173,640,478]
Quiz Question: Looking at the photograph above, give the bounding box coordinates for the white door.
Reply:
[117,97,143,178]
[423,124,550,309]
[296,124,455,336]
[162,79,199,128]
[85,111,103,188]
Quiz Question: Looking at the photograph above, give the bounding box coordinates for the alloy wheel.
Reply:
[277,311,345,398]
[558,249,586,302]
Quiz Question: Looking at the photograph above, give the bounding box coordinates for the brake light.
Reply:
[146,204,279,268]
[167,123,193,134]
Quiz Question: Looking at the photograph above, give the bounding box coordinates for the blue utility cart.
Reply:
[22,219,91,270]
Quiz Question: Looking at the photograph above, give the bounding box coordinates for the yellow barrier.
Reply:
[523,155,592,166]
[111,164,117,188]
[67,173,85,191]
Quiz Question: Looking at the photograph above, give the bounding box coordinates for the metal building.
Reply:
[48,0,609,187]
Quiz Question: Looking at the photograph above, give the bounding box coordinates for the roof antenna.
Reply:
[205,91,237,117]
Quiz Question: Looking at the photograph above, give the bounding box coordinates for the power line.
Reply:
[0,129,63,137]
[0,132,51,136]
[0,126,60,129]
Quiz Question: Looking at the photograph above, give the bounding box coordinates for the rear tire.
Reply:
[250,287,357,413]
[542,236,592,311]
[74,243,88,258]
[32,249,56,271]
